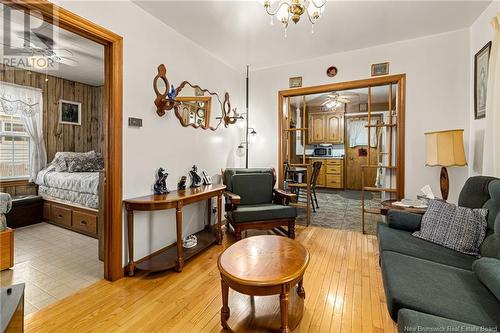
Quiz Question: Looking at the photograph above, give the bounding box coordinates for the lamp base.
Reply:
[440,166,449,201]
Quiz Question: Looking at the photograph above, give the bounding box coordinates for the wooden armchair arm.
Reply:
[223,191,241,211]
[273,189,297,205]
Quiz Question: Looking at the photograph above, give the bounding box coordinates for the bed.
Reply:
[35,151,104,240]
[35,165,101,209]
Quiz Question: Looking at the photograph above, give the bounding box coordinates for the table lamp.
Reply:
[425,129,467,201]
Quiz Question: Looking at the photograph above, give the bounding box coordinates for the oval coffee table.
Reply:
[218,235,310,333]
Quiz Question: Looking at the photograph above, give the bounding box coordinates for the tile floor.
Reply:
[0,223,103,315]
[296,189,386,234]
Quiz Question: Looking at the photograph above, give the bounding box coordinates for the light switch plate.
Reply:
[128,117,142,127]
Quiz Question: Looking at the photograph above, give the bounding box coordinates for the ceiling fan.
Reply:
[321,92,353,108]
[4,32,78,67]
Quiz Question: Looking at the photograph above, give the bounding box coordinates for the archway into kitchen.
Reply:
[278,75,405,234]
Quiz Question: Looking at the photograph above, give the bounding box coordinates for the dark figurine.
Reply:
[177,176,187,190]
[202,171,212,185]
[153,167,169,194]
[189,165,202,188]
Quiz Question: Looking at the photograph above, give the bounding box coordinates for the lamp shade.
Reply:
[425,129,467,167]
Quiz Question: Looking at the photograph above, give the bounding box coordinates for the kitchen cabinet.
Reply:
[310,158,344,189]
[309,114,326,143]
[308,112,344,144]
[325,113,344,143]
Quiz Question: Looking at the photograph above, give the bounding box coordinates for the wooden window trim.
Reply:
[0,178,32,187]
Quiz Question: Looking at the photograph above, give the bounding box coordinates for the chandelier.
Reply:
[263,0,326,35]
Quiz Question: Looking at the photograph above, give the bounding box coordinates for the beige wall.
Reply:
[56,0,243,263]
[246,29,470,203]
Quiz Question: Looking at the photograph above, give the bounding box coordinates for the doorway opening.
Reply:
[279,75,405,234]
[0,1,123,315]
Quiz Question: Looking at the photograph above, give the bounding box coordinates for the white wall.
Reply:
[57,0,243,263]
[247,29,470,203]
[469,1,500,176]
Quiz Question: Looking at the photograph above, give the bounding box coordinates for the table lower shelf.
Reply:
[135,226,217,273]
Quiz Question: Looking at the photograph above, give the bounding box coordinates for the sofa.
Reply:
[378,176,500,332]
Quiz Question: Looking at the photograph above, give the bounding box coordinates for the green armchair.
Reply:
[222,168,297,241]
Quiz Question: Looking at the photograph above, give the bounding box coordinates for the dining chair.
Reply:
[288,161,322,212]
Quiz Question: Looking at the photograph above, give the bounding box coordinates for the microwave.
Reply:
[313,146,334,157]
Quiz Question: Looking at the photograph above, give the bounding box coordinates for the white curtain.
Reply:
[483,13,500,177]
[0,82,46,180]
[348,118,378,148]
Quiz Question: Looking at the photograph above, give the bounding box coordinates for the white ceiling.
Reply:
[0,4,104,86]
[135,0,491,72]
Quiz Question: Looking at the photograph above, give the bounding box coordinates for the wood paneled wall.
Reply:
[0,64,104,162]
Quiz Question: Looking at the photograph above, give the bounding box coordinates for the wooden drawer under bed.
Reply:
[72,210,97,235]
[50,204,72,227]
[43,200,99,238]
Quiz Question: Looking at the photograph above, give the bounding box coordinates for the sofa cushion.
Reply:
[412,199,488,256]
[381,251,500,327]
[386,210,423,232]
[228,204,297,224]
[480,180,500,259]
[232,173,274,205]
[473,257,500,301]
[458,176,497,209]
[378,223,476,270]
[397,309,489,333]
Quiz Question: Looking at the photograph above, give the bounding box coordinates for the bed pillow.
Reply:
[472,257,500,301]
[51,151,96,172]
[412,199,488,256]
[68,156,104,172]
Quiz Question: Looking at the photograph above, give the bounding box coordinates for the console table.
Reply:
[124,184,226,276]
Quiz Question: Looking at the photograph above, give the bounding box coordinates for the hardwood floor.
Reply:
[25,225,396,333]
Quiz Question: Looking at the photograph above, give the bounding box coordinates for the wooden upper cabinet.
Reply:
[309,114,326,143]
[308,112,344,144]
[326,113,344,143]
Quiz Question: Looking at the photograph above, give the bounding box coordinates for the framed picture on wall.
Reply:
[371,62,389,76]
[289,76,302,88]
[474,41,491,119]
[59,100,81,125]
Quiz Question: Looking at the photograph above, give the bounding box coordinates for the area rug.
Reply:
[295,189,383,235]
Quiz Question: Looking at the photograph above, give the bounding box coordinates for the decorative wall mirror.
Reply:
[154,64,238,130]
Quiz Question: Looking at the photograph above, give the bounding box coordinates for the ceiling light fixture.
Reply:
[263,0,326,36]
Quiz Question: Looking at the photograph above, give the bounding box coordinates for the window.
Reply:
[0,111,31,179]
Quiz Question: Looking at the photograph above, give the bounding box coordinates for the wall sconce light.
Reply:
[236,142,246,157]
[248,127,257,143]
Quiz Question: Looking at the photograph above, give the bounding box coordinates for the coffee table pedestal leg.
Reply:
[220,278,230,329]
[279,284,291,333]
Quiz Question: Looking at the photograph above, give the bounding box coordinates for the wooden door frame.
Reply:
[278,74,406,199]
[2,0,124,281]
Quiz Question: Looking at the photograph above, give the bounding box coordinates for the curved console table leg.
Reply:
[176,202,184,272]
